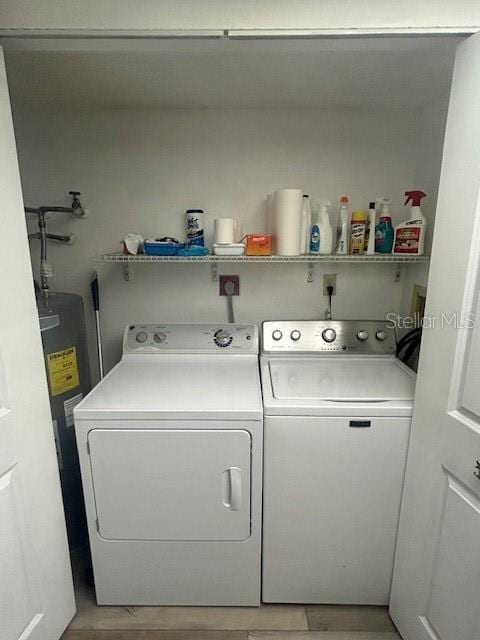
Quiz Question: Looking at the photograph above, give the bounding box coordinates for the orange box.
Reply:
[245,234,272,256]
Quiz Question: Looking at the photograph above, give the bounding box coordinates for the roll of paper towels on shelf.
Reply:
[274,188,303,255]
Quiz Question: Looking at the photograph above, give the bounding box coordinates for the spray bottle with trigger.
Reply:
[393,190,427,255]
[374,197,394,254]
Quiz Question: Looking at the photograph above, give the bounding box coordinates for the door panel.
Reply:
[0,465,41,640]
[390,32,480,640]
[459,278,480,416]
[88,429,251,541]
[419,469,480,640]
[0,46,74,640]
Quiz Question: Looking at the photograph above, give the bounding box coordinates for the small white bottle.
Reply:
[300,194,312,254]
[366,201,376,255]
[313,199,333,254]
[336,195,350,254]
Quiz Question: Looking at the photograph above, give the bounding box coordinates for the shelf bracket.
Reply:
[307,262,314,283]
[211,263,218,282]
[122,263,130,282]
[394,264,401,282]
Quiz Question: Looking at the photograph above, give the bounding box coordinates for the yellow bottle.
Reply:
[350,210,367,255]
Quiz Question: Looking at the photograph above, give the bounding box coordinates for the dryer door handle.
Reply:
[222,467,242,511]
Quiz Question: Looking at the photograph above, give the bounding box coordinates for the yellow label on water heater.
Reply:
[47,346,79,396]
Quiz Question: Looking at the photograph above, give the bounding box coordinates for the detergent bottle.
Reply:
[393,190,427,255]
[310,199,332,254]
[375,198,394,253]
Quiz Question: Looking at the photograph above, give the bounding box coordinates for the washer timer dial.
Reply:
[322,328,337,343]
[214,329,233,348]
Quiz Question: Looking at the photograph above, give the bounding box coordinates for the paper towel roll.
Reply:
[274,189,303,256]
[214,218,236,244]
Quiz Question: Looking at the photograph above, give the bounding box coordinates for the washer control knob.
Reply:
[272,329,283,341]
[214,329,233,347]
[376,330,387,341]
[322,328,337,343]
[135,331,148,343]
[290,330,301,342]
[153,331,167,344]
[357,330,369,341]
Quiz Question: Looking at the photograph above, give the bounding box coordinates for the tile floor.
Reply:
[62,562,401,640]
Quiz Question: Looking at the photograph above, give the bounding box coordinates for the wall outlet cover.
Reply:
[219,275,240,296]
[323,273,337,296]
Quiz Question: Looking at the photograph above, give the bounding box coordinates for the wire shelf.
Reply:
[96,253,430,265]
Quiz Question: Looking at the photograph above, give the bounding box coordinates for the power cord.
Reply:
[325,285,334,320]
[225,280,236,323]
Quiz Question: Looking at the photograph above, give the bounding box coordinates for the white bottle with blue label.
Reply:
[310,199,332,254]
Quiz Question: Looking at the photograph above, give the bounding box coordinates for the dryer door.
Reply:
[88,429,251,541]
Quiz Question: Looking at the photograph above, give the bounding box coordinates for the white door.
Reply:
[0,47,75,640]
[390,33,480,640]
[88,428,251,541]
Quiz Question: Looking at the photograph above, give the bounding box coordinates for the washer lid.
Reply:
[269,357,415,403]
[74,354,262,420]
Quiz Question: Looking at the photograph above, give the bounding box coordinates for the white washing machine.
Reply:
[261,320,415,605]
[74,323,262,606]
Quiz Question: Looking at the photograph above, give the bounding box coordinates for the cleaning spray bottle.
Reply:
[375,198,394,253]
[310,199,332,254]
[336,196,350,254]
[393,190,427,255]
[365,201,376,255]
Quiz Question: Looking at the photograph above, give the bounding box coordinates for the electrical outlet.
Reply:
[323,273,337,296]
[219,275,240,296]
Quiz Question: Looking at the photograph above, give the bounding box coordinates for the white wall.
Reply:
[398,96,450,323]
[1,1,479,31]
[13,107,421,376]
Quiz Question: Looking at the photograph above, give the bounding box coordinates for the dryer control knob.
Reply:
[153,331,167,344]
[290,330,301,342]
[135,331,148,343]
[376,330,387,341]
[357,330,369,341]
[272,329,283,341]
[214,329,233,347]
[322,328,337,343]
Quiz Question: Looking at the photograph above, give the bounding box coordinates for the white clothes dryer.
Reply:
[74,323,262,606]
[260,320,415,605]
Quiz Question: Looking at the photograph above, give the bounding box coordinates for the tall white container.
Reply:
[274,189,303,256]
[300,195,312,254]
[266,193,276,254]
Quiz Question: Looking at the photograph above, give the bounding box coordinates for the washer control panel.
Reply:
[124,323,258,354]
[262,320,395,354]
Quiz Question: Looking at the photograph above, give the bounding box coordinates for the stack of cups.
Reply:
[272,188,303,256]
